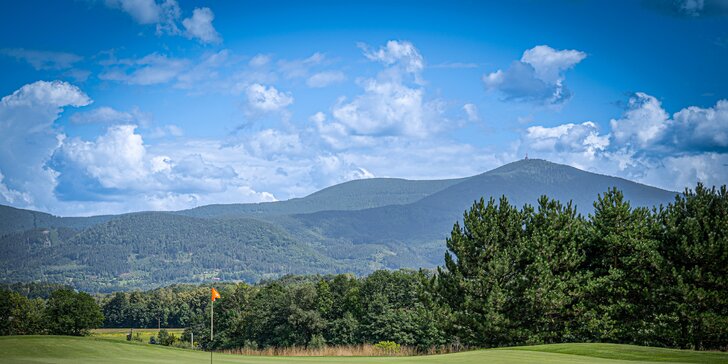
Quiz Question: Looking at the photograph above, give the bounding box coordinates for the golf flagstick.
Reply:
[210,287,220,364]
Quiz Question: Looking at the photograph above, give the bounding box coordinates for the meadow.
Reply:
[91,328,186,343]
[1,336,727,364]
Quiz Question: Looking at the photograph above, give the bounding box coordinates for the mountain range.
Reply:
[0,159,679,292]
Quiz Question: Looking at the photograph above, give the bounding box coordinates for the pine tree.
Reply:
[579,188,662,344]
[658,184,728,349]
[436,196,526,347]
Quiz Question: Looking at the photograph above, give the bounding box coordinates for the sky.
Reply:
[1,0,727,216]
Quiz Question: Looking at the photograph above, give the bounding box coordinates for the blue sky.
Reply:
[1,0,727,216]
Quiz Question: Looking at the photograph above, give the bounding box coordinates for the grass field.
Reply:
[91,328,186,343]
[1,336,726,364]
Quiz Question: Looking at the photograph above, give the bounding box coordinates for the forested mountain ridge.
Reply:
[174,176,465,218]
[0,159,679,292]
[293,159,677,243]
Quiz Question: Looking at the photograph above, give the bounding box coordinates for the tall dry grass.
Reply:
[220,344,467,357]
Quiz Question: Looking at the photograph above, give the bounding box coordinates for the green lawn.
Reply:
[0,336,726,364]
[91,328,185,343]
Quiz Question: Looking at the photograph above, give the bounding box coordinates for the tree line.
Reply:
[0,287,103,336]
[2,184,726,351]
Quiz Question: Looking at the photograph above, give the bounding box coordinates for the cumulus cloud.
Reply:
[0,81,91,210]
[520,92,728,191]
[314,40,445,148]
[57,125,149,190]
[104,0,221,43]
[245,83,293,112]
[246,129,302,159]
[1,48,82,70]
[671,99,728,151]
[329,79,442,140]
[182,7,222,44]
[610,92,670,148]
[609,93,728,153]
[307,71,346,88]
[50,124,276,209]
[483,45,586,104]
[360,40,424,75]
[524,121,610,157]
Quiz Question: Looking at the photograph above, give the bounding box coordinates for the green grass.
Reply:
[512,343,728,363]
[91,328,185,343]
[0,336,726,364]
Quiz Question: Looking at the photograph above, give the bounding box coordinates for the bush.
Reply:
[157,329,177,346]
[374,341,400,355]
[171,340,191,349]
[308,334,326,349]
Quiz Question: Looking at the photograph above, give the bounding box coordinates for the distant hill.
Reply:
[293,159,677,244]
[0,159,680,292]
[0,204,113,236]
[175,177,464,218]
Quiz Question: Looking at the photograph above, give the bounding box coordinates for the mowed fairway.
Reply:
[1,336,727,364]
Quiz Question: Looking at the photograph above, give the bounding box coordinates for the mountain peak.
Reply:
[484,158,573,176]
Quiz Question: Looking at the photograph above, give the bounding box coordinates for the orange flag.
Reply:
[211,287,221,302]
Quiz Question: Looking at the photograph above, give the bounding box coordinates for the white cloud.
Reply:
[484,45,586,104]
[330,79,436,138]
[249,54,271,67]
[671,99,728,151]
[59,125,148,189]
[106,0,162,24]
[277,53,326,79]
[316,40,445,145]
[104,0,221,44]
[182,7,221,44]
[246,129,303,159]
[524,121,609,157]
[309,111,326,123]
[608,93,728,153]
[0,81,91,210]
[307,71,346,88]
[100,53,188,85]
[463,103,479,122]
[0,171,32,205]
[521,45,586,84]
[245,83,293,112]
[70,106,151,125]
[610,92,669,148]
[148,124,183,138]
[1,48,82,70]
[519,93,728,192]
[360,40,424,74]
[1,80,91,109]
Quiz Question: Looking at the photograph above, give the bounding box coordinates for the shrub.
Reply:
[157,329,177,346]
[374,341,400,355]
[308,334,326,349]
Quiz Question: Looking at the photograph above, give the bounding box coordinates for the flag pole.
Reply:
[210,292,214,364]
[210,287,220,364]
